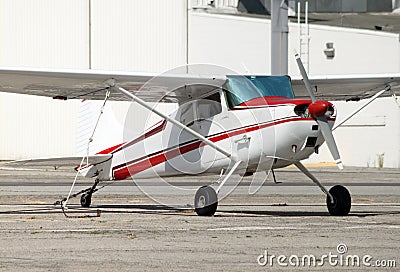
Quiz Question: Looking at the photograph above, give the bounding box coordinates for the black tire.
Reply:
[80,193,92,208]
[194,186,218,216]
[327,185,351,216]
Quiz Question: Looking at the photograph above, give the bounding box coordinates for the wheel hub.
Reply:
[198,195,206,208]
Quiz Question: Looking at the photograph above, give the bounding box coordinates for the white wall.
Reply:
[189,12,270,74]
[288,24,400,75]
[189,12,400,76]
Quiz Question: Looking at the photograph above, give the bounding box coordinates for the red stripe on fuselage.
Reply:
[112,116,323,180]
[114,141,203,178]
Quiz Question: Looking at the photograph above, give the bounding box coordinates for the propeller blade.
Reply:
[295,54,343,169]
[295,53,316,103]
[316,116,344,170]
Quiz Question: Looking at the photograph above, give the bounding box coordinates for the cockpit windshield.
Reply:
[225,75,295,108]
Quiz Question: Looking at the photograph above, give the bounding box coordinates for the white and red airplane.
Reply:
[1,55,399,216]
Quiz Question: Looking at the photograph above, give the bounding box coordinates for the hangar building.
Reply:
[0,0,399,168]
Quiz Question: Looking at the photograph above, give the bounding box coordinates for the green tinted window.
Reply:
[225,75,294,108]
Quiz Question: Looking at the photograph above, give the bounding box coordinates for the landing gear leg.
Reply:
[294,162,351,216]
[80,179,100,208]
[194,160,242,216]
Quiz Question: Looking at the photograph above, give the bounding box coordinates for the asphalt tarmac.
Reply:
[0,166,399,271]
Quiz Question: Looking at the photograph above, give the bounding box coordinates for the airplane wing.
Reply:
[0,66,227,103]
[0,66,399,102]
[0,67,227,173]
[2,155,112,169]
[291,73,400,100]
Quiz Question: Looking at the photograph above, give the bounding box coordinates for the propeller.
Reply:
[295,54,344,170]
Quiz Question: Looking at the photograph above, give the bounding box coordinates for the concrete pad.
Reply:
[0,167,399,271]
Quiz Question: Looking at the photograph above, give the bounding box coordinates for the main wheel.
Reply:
[80,193,92,208]
[327,185,351,216]
[194,186,218,216]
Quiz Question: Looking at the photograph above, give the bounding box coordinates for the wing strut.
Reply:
[333,84,394,131]
[107,80,234,160]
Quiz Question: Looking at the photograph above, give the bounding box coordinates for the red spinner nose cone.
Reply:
[308,100,329,118]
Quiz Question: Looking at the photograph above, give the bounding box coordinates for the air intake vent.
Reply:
[305,137,317,147]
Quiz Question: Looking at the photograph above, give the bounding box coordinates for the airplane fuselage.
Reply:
[98,90,335,181]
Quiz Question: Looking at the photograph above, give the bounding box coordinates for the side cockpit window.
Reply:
[197,92,222,120]
[180,101,195,126]
[179,92,222,126]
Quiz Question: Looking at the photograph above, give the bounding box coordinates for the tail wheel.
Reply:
[80,193,92,208]
[194,186,218,216]
[327,185,351,216]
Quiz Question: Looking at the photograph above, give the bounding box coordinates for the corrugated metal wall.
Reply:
[0,0,187,159]
[90,0,187,72]
[0,93,81,159]
[0,0,89,159]
[0,0,89,68]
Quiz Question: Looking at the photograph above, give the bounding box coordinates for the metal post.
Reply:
[297,1,301,57]
[271,0,289,75]
[88,0,92,69]
[305,1,309,73]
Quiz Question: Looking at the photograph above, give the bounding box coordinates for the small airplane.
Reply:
[1,55,399,216]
